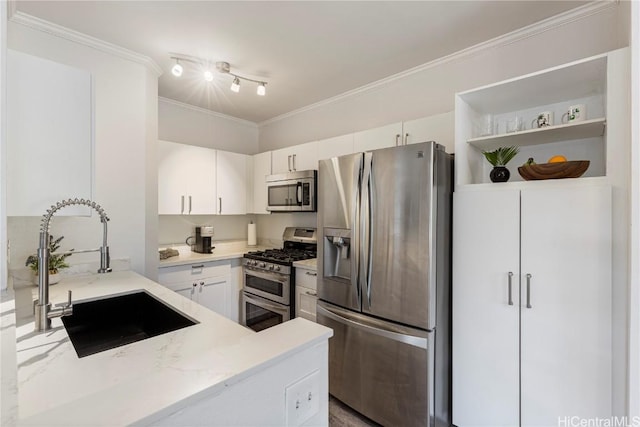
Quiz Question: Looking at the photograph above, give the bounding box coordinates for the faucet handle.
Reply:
[55,290,73,308]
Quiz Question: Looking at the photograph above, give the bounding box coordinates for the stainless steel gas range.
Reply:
[241,227,317,332]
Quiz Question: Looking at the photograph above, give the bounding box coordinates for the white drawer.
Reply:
[295,285,317,322]
[159,261,231,286]
[295,267,317,290]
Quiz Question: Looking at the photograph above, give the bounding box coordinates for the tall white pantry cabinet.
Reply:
[452,48,628,426]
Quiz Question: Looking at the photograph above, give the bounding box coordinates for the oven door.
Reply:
[242,292,291,332]
[243,266,291,305]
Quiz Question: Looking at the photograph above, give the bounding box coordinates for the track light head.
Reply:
[171,59,183,77]
[231,77,241,93]
[257,82,266,96]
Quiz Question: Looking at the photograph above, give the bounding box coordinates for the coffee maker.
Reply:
[190,226,214,254]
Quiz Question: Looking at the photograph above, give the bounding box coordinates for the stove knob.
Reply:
[268,264,274,270]
[274,265,281,272]
[259,262,266,268]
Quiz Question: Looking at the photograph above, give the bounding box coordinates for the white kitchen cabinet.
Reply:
[216,150,249,215]
[403,111,454,153]
[250,151,272,214]
[316,134,354,160]
[7,50,93,216]
[272,141,318,174]
[295,266,318,322]
[159,261,232,319]
[452,185,612,426]
[352,122,403,152]
[158,140,217,215]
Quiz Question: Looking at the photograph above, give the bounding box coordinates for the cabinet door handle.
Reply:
[199,281,204,292]
[508,271,514,306]
[305,271,317,276]
[191,283,196,296]
[191,264,205,269]
[188,195,192,214]
[526,273,532,309]
[288,155,292,171]
[219,197,222,214]
[305,291,317,297]
[395,134,401,146]
[404,133,409,145]
[181,195,185,214]
[292,154,297,171]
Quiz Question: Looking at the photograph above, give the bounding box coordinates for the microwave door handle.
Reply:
[296,182,303,206]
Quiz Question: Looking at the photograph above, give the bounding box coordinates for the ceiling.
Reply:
[14,1,591,123]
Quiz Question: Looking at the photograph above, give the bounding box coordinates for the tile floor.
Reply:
[328,395,380,427]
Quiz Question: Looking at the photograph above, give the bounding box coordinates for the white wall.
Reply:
[7,21,158,278]
[158,215,256,246]
[254,213,317,247]
[0,1,7,290]
[629,0,639,418]
[258,3,628,151]
[159,97,258,155]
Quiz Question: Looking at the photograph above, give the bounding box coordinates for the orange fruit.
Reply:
[548,155,567,163]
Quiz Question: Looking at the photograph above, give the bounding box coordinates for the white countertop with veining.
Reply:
[293,258,317,270]
[158,242,267,268]
[3,271,331,426]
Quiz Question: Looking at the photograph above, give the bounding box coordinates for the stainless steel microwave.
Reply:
[266,170,317,212]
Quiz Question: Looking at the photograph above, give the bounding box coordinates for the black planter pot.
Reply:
[490,166,510,183]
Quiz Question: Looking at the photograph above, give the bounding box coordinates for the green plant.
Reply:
[482,146,520,167]
[25,235,73,274]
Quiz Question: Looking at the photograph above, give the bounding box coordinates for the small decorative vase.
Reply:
[490,166,510,183]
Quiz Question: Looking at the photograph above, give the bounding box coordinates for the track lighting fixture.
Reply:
[169,53,267,96]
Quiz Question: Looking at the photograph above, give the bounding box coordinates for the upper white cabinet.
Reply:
[272,141,318,174]
[353,122,402,152]
[216,151,249,215]
[403,111,454,152]
[7,50,93,216]
[455,48,628,186]
[317,134,354,160]
[250,151,272,214]
[453,185,612,426]
[158,140,217,215]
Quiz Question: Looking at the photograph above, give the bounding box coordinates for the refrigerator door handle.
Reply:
[361,153,373,308]
[317,303,428,349]
[351,155,363,304]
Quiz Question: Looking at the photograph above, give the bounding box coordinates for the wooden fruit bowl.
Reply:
[518,160,590,180]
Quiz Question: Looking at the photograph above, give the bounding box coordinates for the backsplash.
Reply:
[158,214,256,246]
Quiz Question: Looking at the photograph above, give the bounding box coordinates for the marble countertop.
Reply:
[5,271,331,426]
[293,258,317,270]
[158,242,267,268]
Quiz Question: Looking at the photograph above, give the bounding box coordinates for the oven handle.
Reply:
[244,265,290,283]
[243,292,290,317]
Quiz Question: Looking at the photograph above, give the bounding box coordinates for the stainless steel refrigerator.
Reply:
[317,141,452,427]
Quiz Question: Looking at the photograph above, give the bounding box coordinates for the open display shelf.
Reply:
[467,118,606,152]
[453,49,628,187]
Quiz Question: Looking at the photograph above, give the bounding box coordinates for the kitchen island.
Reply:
[1,271,332,426]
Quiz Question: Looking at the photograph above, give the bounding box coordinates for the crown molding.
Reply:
[8,11,163,77]
[158,97,258,128]
[259,0,617,127]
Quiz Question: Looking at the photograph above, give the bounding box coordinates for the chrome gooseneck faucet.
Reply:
[34,198,112,332]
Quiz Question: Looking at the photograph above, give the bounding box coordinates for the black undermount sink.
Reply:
[62,291,197,358]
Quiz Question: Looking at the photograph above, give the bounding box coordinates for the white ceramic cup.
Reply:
[531,111,554,128]
[562,104,586,123]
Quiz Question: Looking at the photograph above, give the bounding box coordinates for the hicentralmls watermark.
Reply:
[558,416,640,427]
